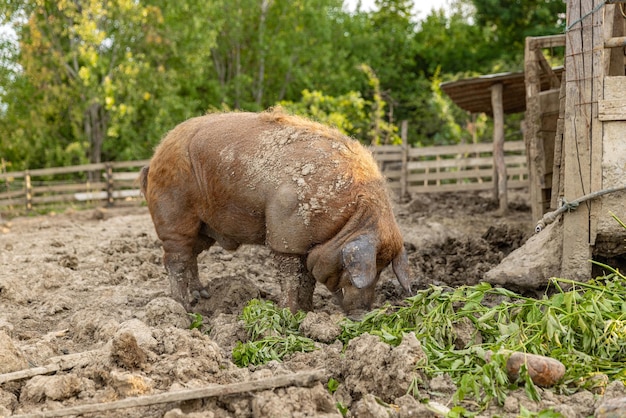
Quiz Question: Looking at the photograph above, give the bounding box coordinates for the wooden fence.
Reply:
[0,141,528,212]
[0,160,149,212]
[372,140,528,196]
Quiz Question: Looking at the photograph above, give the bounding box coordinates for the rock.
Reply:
[596,396,626,418]
[110,331,147,369]
[0,330,27,373]
[145,297,191,329]
[116,319,157,352]
[351,394,390,418]
[341,332,427,403]
[484,220,562,289]
[394,394,443,418]
[603,380,626,400]
[428,374,456,394]
[250,382,339,417]
[164,408,215,418]
[299,311,341,343]
[452,316,482,349]
[109,370,153,397]
[20,374,84,402]
[506,352,565,387]
[0,388,18,412]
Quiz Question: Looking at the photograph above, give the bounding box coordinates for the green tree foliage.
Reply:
[0,0,567,169]
[208,0,347,109]
[0,0,220,169]
[470,0,566,66]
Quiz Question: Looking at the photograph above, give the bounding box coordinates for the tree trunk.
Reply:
[85,102,108,181]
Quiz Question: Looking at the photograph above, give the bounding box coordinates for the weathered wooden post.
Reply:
[560,0,598,281]
[24,170,32,212]
[491,83,508,214]
[105,163,114,207]
[400,120,409,201]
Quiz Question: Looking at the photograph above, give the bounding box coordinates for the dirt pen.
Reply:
[0,142,527,214]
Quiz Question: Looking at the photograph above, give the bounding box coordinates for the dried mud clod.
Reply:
[110,331,147,370]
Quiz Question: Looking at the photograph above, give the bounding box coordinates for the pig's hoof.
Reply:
[346,309,368,322]
[191,289,210,302]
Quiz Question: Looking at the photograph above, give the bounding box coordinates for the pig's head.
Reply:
[306,215,412,320]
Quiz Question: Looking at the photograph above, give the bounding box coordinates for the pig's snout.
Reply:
[337,284,376,321]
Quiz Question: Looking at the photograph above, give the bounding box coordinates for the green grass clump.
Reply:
[232,271,626,408]
[339,269,626,406]
[232,299,317,367]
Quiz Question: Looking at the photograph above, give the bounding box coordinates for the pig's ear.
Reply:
[341,235,377,289]
[392,247,413,295]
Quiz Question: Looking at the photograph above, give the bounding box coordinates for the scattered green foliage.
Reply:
[336,401,348,417]
[188,312,211,334]
[232,269,626,409]
[339,273,626,408]
[327,377,340,394]
[232,299,317,367]
[518,406,565,418]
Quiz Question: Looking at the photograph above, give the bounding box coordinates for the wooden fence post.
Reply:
[491,82,508,214]
[400,120,409,201]
[25,170,32,212]
[105,163,114,207]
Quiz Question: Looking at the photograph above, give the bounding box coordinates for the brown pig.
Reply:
[140,108,412,318]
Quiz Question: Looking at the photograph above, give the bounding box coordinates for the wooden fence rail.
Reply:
[372,140,528,196]
[0,160,150,212]
[0,142,527,212]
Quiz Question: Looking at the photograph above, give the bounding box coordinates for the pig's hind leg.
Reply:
[150,205,212,311]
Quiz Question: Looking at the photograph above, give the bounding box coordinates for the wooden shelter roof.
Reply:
[440,67,564,115]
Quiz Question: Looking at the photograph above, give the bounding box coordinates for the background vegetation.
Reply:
[0,0,566,170]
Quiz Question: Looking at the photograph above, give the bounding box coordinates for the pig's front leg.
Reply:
[273,253,316,313]
[162,247,198,311]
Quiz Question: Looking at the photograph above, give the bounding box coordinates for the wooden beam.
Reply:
[491,83,508,214]
[534,49,561,89]
[12,369,328,418]
[561,0,594,280]
[524,36,545,221]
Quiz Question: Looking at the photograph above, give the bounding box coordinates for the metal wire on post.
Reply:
[535,185,626,233]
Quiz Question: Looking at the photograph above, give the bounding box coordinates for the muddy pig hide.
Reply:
[140,108,413,319]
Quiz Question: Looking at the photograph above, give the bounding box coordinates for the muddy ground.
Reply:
[0,192,622,417]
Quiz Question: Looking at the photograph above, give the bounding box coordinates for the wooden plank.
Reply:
[561,0,593,281]
[27,163,107,177]
[539,90,561,115]
[598,99,626,121]
[110,159,151,169]
[408,166,527,183]
[400,120,408,199]
[535,49,561,88]
[524,35,544,222]
[590,0,607,246]
[408,179,528,194]
[0,189,26,200]
[551,79,567,209]
[492,82,508,213]
[0,171,26,181]
[604,36,626,48]
[527,34,566,49]
[407,154,526,171]
[12,369,327,418]
[598,75,626,235]
[31,183,107,195]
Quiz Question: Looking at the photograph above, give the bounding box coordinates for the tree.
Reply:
[0,0,221,169]
[469,0,566,66]
[208,0,348,110]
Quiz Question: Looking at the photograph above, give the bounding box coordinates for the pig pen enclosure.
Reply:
[1,191,625,418]
[2,0,626,414]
